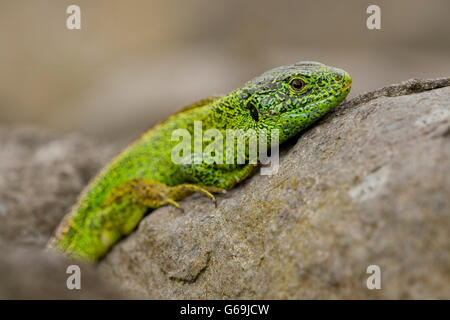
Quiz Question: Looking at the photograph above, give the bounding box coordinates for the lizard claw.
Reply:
[200,189,218,208]
[166,199,184,212]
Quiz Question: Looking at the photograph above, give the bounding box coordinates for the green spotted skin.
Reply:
[48,61,351,261]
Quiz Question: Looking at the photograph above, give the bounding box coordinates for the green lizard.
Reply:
[48,61,351,262]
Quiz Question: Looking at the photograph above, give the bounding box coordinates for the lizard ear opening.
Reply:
[246,101,260,122]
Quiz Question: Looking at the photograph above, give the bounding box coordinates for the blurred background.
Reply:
[1,0,449,142]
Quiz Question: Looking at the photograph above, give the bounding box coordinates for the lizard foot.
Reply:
[170,184,226,208]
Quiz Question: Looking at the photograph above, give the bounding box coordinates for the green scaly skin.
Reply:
[48,61,352,261]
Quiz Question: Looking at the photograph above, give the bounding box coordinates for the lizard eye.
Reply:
[289,78,306,91]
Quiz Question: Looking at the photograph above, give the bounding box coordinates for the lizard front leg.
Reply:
[56,179,225,261]
[105,178,225,209]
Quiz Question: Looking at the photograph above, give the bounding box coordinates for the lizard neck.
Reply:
[208,90,298,145]
[209,90,258,131]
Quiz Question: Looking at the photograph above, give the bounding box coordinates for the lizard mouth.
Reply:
[310,81,351,109]
[340,74,352,92]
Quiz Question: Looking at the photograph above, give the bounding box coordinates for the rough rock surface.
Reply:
[100,78,450,299]
[1,78,449,299]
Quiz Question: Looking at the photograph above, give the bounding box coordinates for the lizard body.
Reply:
[48,61,352,261]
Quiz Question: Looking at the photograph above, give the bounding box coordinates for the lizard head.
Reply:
[238,61,351,140]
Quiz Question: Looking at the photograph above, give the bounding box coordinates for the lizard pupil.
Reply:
[290,79,305,91]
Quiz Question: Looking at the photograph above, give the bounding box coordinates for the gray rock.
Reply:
[0,247,125,299]
[0,126,118,248]
[0,126,126,298]
[99,78,450,299]
[1,78,449,299]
